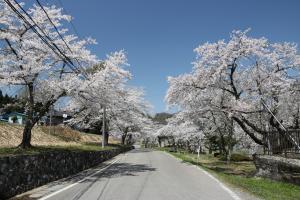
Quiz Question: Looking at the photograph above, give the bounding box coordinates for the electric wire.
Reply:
[4,0,82,75]
[35,0,89,78]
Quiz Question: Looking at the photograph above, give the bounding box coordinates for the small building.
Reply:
[46,110,73,126]
[7,112,27,125]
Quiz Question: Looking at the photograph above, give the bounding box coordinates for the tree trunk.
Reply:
[226,118,234,163]
[209,145,212,154]
[121,129,128,145]
[158,137,162,147]
[104,131,109,145]
[19,83,35,149]
[144,138,149,148]
[17,82,64,149]
[186,141,191,152]
[226,148,232,164]
[19,119,34,148]
[121,134,126,145]
[126,134,133,145]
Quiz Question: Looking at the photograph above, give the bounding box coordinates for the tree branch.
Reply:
[232,116,265,146]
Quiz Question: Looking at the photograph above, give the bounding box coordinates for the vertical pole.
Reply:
[197,145,200,164]
[49,106,52,134]
[102,106,106,148]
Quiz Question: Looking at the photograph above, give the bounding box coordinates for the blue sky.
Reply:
[44,0,300,112]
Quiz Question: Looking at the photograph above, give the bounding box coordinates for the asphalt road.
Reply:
[20,148,243,200]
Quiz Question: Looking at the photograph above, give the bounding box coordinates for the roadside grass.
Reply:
[40,126,82,142]
[0,143,117,157]
[159,147,300,200]
[0,122,123,157]
[217,173,300,200]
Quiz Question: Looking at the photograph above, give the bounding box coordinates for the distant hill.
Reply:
[152,112,173,125]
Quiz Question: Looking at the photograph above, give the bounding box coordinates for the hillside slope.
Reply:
[0,123,118,147]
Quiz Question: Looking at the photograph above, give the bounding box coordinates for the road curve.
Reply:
[19,148,242,200]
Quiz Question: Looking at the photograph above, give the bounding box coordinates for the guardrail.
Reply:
[264,129,300,156]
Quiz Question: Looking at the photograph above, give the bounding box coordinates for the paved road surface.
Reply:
[19,148,243,200]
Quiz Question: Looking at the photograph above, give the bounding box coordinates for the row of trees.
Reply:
[0,89,29,113]
[0,90,16,108]
[155,29,300,160]
[0,1,152,148]
[67,54,153,145]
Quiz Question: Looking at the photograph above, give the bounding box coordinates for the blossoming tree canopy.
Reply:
[69,51,131,125]
[68,50,152,145]
[166,29,300,146]
[109,87,153,145]
[0,1,97,148]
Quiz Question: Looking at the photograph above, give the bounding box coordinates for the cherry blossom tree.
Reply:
[68,51,152,146]
[141,122,162,148]
[166,29,300,148]
[155,113,204,152]
[0,1,97,148]
[109,87,152,145]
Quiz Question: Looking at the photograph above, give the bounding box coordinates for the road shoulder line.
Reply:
[38,152,128,200]
[162,151,241,200]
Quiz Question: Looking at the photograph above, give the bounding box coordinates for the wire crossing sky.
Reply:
[43,0,300,112]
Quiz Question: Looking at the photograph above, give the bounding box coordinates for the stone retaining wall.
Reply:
[253,154,300,185]
[0,146,133,199]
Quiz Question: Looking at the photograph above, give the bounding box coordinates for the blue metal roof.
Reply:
[7,112,27,117]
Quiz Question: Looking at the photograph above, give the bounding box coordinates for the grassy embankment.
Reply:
[158,147,300,200]
[0,122,121,157]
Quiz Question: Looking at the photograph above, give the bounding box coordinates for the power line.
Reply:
[4,0,83,76]
[35,0,72,52]
[55,0,90,79]
[12,0,81,74]
[56,0,81,38]
[4,0,62,59]
[35,0,89,78]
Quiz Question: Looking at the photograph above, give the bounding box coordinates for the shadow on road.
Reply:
[85,162,156,180]
[128,148,153,153]
[12,162,156,200]
[72,162,156,200]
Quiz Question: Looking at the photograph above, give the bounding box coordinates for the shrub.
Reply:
[214,152,221,157]
[230,153,252,162]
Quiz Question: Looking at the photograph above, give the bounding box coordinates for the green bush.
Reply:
[217,153,252,162]
[230,153,252,162]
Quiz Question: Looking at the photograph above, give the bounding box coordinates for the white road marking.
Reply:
[163,151,241,200]
[192,165,241,200]
[39,156,122,200]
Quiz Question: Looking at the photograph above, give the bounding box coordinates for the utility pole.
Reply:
[102,106,106,148]
[49,106,52,134]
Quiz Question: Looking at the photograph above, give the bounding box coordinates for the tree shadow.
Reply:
[84,162,156,180]
[128,148,152,153]
[11,162,156,200]
[71,162,156,200]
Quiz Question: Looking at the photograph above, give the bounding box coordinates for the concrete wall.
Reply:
[253,154,300,185]
[0,146,133,199]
